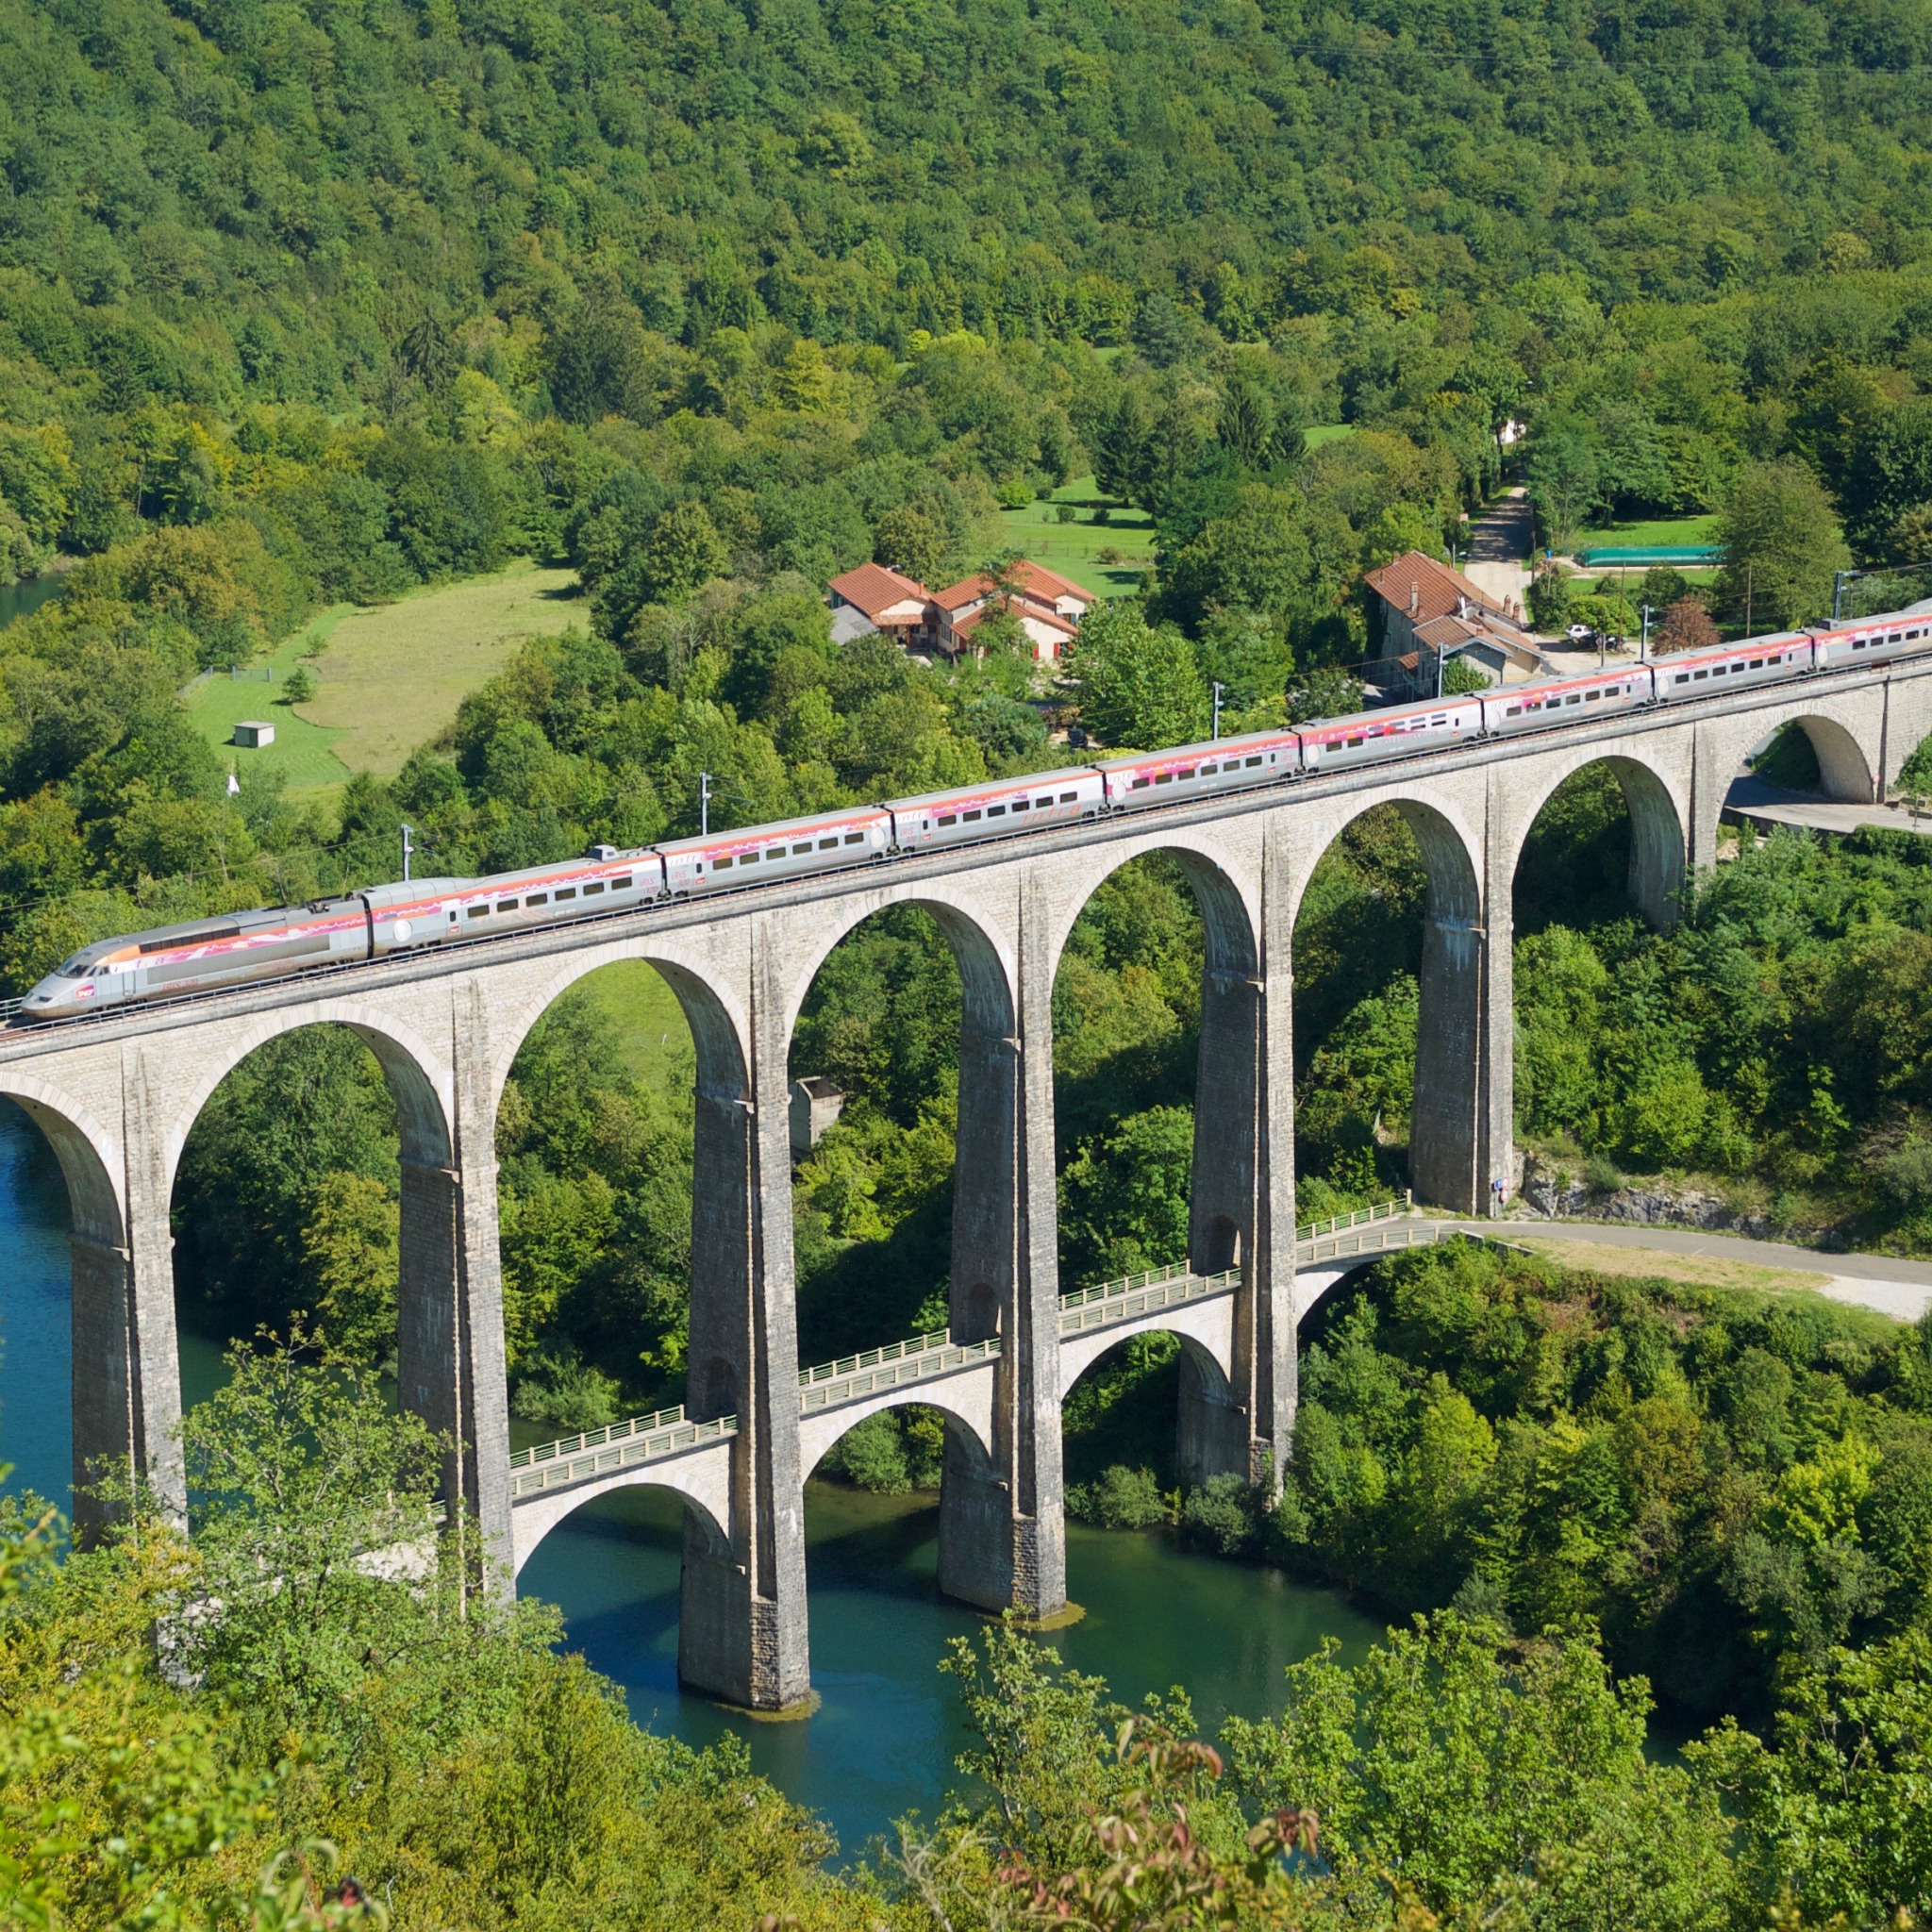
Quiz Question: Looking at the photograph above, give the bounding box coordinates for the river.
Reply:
[0,572,68,631]
[0,1101,1383,1857]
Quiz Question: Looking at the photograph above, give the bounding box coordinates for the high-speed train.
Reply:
[21,601,1932,1020]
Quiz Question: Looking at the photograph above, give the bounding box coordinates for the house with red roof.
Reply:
[929,561,1094,661]
[1362,549,1541,695]
[826,561,934,648]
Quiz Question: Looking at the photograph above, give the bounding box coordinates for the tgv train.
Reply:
[21,602,1932,1021]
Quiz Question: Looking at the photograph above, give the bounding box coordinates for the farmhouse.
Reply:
[1362,549,1541,696]
[826,561,934,647]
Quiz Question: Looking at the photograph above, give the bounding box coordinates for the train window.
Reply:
[1199,763,1217,775]
[792,843,812,856]
[1011,798,1029,810]
[1060,791,1079,802]
[818,837,839,850]
[1749,658,1764,669]
[1693,670,1707,680]
[1565,694,1580,705]
[1890,633,1903,643]
[555,887,576,901]
[1585,691,1601,702]
[741,851,759,864]
[613,876,633,891]
[1037,797,1054,808]
[467,905,490,918]
[963,809,982,821]
[1176,767,1194,780]
[1346,736,1365,748]
[1244,757,1262,767]
[1912,630,1924,640]
[844,832,863,844]
[938,813,958,826]
[1155,772,1173,785]
[714,855,734,869]
[526,893,548,907]
[1674,674,1689,684]
[1854,639,1869,650]
[1131,777,1150,790]
[987,804,1006,816]
[1506,705,1523,717]
[497,899,518,913]
[583,881,605,896]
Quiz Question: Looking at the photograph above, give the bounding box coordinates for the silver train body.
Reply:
[24,605,1932,1019]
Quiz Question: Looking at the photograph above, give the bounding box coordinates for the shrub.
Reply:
[1070,1464,1168,1529]
[1180,1474,1260,1555]
[824,1409,912,1491]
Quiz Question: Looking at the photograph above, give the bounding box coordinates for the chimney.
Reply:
[1457,595,1468,618]
[1409,582,1420,616]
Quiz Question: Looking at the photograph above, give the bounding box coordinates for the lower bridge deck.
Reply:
[505,1202,1466,1529]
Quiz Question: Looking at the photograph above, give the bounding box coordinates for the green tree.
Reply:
[641,501,728,605]
[1716,459,1853,632]
[1066,602,1209,750]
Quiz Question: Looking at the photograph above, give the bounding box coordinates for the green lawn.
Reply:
[998,475,1154,596]
[1577,513,1721,551]
[183,633,353,791]
[1305,424,1355,448]
[563,958,694,1098]
[185,560,585,797]
[303,561,581,779]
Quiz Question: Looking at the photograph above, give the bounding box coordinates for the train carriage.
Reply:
[1812,612,1932,673]
[1652,634,1812,700]
[660,806,892,896]
[1297,695,1484,771]
[1481,667,1653,736]
[1094,729,1297,809]
[888,773,1101,851]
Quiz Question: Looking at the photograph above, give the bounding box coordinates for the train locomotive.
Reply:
[22,600,1932,1020]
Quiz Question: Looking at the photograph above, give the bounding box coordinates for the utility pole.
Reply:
[699,770,713,838]
[1211,681,1224,740]
[1745,562,1753,636]
[400,822,415,883]
[1833,567,1853,624]
[1640,603,1654,661]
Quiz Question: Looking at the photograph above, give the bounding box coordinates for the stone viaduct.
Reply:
[2,658,1927,1710]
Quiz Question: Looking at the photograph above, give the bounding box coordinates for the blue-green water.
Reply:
[0,1101,1381,1857]
[0,573,67,631]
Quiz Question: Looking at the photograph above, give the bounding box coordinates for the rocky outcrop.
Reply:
[1509,1155,1781,1241]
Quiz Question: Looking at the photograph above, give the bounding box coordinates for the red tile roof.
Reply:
[1364,550,1524,633]
[828,561,929,621]
[933,560,1093,613]
[956,600,1076,641]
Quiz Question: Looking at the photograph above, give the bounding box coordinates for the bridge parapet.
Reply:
[507,1199,1433,1499]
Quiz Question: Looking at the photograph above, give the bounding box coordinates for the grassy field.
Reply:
[1576,512,1722,552]
[303,561,582,778]
[1513,1235,1828,1296]
[186,560,583,795]
[183,634,353,791]
[997,475,1154,597]
[560,959,694,1097]
[1304,424,1355,449]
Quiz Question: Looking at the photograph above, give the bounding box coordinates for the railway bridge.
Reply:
[2,655,1927,1709]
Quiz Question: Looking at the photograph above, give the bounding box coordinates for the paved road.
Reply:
[1724,774,1932,841]
[1503,1216,1932,1321]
